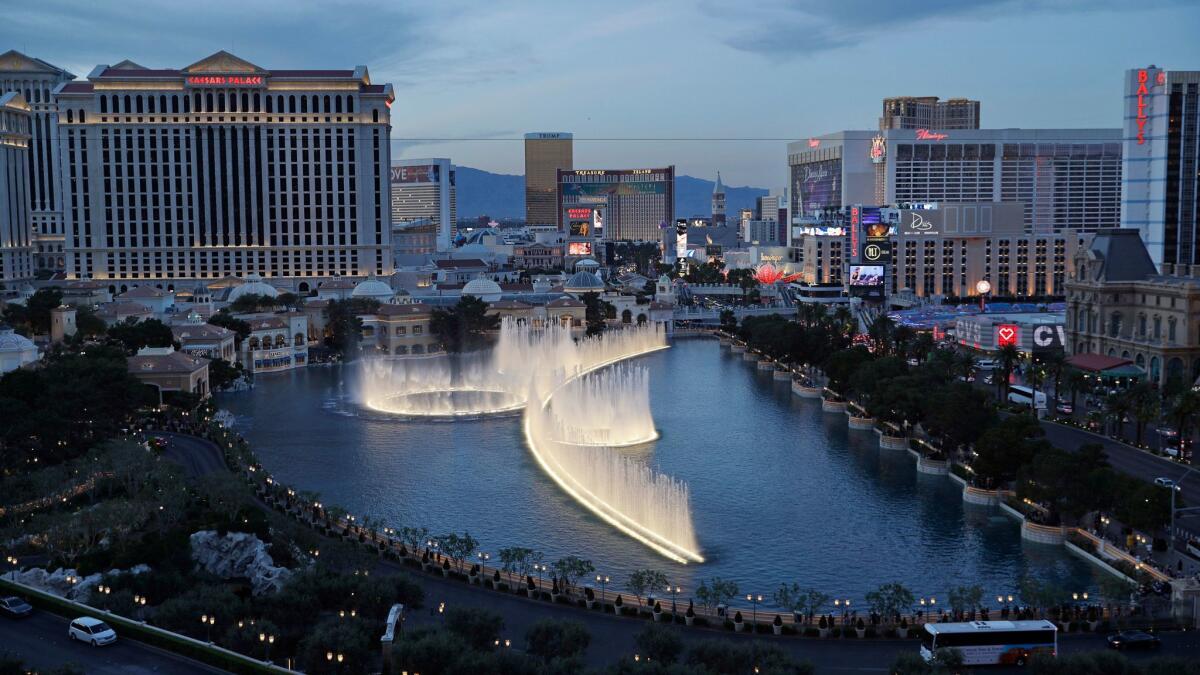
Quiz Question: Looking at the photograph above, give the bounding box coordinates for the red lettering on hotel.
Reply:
[186,75,264,86]
[1135,69,1150,145]
[915,129,948,141]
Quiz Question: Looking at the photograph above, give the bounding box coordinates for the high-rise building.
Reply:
[0,92,35,283]
[524,132,572,227]
[711,171,726,226]
[54,51,394,285]
[0,50,75,273]
[557,167,674,242]
[1120,65,1200,270]
[389,158,456,253]
[786,128,1122,242]
[880,96,980,130]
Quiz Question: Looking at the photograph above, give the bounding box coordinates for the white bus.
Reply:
[921,620,1057,666]
[1007,385,1047,409]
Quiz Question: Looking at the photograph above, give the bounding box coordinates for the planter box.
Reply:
[916,457,950,475]
[879,435,908,450]
[730,344,747,353]
[772,370,791,381]
[821,399,848,413]
[847,415,875,430]
[756,359,774,370]
[819,628,830,638]
[897,627,908,639]
[586,600,596,610]
[685,615,694,626]
[773,624,783,636]
[742,351,759,361]
[792,383,822,399]
[653,611,663,622]
[963,485,1002,506]
[855,628,866,638]
[1021,521,1068,545]
[734,621,745,632]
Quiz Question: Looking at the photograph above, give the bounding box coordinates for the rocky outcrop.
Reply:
[11,564,150,602]
[189,530,291,595]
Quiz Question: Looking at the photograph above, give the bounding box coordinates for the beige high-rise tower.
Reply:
[524,132,572,227]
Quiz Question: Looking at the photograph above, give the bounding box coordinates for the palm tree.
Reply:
[1104,393,1133,440]
[867,315,896,355]
[912,333,935,364]
[1064,368,1088,411]
[996,344,1020,400]
[832,306,855,340]
[1167,389,1200,455]
[1042,352,1067,404]
[1128,382,1161,447]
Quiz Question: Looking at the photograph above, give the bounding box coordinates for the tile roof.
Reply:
[99,68,182,78]
[248,317,289,331]
[435,259,487,269]
[1066,353,1135,372]
[95,301,153,320]
[58,82,94,93]
[547,298,585,308]
[270,70,356,78]
[121,286,167,298]
[490,300,532,309]
[376,303,433,317]
[172,323,234,341]
[128,351,209,375]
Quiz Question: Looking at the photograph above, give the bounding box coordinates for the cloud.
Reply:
[705,0,1197,57]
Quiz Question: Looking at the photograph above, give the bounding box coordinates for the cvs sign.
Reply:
[1031,324,1066,354]
[996,324,1019,348]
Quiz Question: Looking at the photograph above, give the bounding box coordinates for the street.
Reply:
[0,611,222,674]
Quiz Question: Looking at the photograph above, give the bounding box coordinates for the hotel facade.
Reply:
[53,51,395,286]
[0,50,75,274]
[787,128,1123,239]
[0,92,35,283]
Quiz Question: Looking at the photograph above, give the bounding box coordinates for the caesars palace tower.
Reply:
[53,51,395,285]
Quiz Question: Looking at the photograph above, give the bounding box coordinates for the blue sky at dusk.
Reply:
[5,0,1199,187]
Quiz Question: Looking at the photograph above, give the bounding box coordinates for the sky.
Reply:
[5,0,1200,188]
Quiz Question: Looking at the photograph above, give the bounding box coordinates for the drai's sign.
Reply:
[899,210,940,236]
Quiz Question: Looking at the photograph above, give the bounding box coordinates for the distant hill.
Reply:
[452,166,768,221]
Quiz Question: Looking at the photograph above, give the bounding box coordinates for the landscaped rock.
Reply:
[12,564,150,602]
[189,530,292,595]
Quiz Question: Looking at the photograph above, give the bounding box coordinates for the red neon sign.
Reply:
[996,324,1019,347]
[850,206,860,256]
[186,75,264,86]
[807,138,820,148]
[1135,69,1151,145]
[915,129,948,141]
[566,208,592,219]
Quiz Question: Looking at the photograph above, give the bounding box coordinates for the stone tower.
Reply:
[711,172,726,227]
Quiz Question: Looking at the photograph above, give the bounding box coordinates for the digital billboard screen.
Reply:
[848,264,885,299]
[390,164,440,184]
[793,158,842,213]
[859,206,892,264]
[567,242,593,256]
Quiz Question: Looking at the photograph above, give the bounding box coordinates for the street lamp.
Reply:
[534,563,547,590]
[259,632,275,661]
[4,555,17,581]
[200,614,216,643]
[746,594,763,626]
[975,279,992,312]
[669,585,681,617]
[596,575,610,604]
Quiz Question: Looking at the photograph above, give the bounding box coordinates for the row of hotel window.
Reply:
[84,93,359,116]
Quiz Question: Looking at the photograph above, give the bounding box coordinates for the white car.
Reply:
[68,616,117,646]
[1153,477,1181,491]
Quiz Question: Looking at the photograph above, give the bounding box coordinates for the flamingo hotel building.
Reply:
[52,51,395,286]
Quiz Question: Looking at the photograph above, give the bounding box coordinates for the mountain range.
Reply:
[453,166,769,221]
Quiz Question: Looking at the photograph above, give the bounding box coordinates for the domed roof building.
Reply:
[563,270,605,295]
[0,324,40,374]
[461,277,503,303]
[227,273,279,302]
[574,258,601,272]
[387,289,413,304]
[351,277,395,302]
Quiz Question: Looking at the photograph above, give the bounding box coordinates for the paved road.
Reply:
[0,611,221,674]
[399,569,1200,670]
[153,430,228,477]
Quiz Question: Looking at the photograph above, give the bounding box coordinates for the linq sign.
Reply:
[186,76,264,86]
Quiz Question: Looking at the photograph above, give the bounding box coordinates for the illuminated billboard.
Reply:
[390,164,440,184]
[567,242,593,256]
[793,158,841,214]
[848,264,885,299]
[675,220,688,261]
[858,206,891,264]
[996,324,1019,348]
[900,210,940,236]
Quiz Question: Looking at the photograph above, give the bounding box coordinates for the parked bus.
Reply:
[921,620,1057,666]
[1007,384,1047,409]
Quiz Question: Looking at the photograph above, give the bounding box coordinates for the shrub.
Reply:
[525,619,590,662]
[444,608,504,651]
[634,624,683,664]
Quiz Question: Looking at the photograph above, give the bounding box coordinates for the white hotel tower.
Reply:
[54,51,395,287]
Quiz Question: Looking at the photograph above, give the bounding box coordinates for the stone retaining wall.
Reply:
[963,486,1003,506]
[792,383,822,398]
[772,370,791,381]
[879,435,908,450]
[916,457,950,475]
[742,351,758,361]
[731,344,747,353]
[756,360,774,370]
[1021,521,1068,545]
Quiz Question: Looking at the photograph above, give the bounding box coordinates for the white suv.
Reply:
[68,616,117,646]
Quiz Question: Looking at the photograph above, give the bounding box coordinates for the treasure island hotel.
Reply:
[52,51,395,286]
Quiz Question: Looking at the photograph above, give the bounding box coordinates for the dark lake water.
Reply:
[220,338,1099,609]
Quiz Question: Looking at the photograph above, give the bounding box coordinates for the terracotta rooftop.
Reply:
[122,286,167,298]
[128,351,209,375]
[248,317,290,331]
[1066,353,1135,372]
[375,303,432,317]
[490,300,532,310]
[547,298,585,308]
[435,259,487,269]
[172,323,234,341]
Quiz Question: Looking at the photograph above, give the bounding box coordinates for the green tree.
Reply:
[718,309,737,333]
[694,577,738,612]
[552,555,594,594]
[628,569,669,606]
[634,624,683,664]
[581,292,607,337]
[525,619,591,662]
[996,344,1021,400]
[946,585,983,617]
[323,298,380,358]
[208,312,251,347]
[444,607,504,651]
[972,414,1049,488]
[295,615,373,674]
[864,582,914,619]
[1064,368,1089,411]
[1167,388,1200,455]
[106,318,177,354]
[73,307,108,338]
[207,358,245,391]
[228,292,278,314]
[430,296,499,353]
[922,382,994,452]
